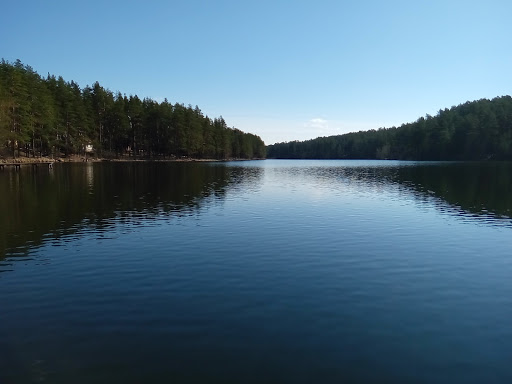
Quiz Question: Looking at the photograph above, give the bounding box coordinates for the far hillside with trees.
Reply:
[267,96,512,161]
[0,59,266,160]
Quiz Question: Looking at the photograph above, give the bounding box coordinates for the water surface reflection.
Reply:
[2,160,512,259]
[0,162,263,258]
[1,160,512,383]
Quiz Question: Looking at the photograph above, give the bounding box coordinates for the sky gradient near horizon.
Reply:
[2,0,511,144]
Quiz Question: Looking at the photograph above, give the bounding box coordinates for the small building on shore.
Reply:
[85,143,94,154]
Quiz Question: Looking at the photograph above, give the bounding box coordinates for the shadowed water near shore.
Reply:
[0,162,263,259]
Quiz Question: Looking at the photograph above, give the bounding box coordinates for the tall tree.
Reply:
[0,59,266,160]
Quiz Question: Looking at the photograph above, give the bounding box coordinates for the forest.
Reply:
[0,59,266,160]
[267,96,512,160]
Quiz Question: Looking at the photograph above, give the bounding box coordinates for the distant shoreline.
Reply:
[0,154,264,165]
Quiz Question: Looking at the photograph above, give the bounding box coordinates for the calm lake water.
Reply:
[1,160,512,383]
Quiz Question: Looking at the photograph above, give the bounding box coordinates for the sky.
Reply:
[2,0,511,144]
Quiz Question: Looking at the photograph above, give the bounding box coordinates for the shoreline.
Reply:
[0,155,264,165]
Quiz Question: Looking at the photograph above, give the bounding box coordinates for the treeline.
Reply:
[0,59,266,159]
[267,96,512,160]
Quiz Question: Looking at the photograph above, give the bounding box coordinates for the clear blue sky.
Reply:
[2,0,511,144]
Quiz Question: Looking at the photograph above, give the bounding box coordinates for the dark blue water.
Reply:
[1,160,512,383]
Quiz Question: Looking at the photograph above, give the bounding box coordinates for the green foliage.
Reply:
[0,59,265,160]
[267,96,512,161]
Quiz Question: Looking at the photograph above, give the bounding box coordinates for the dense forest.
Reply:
[267,96,512,160]
[0,59,266,160]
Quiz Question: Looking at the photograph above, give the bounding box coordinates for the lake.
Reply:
[1,160,512,383]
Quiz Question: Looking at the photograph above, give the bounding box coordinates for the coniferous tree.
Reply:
[0,59,265,160]
[268,96,512,161]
